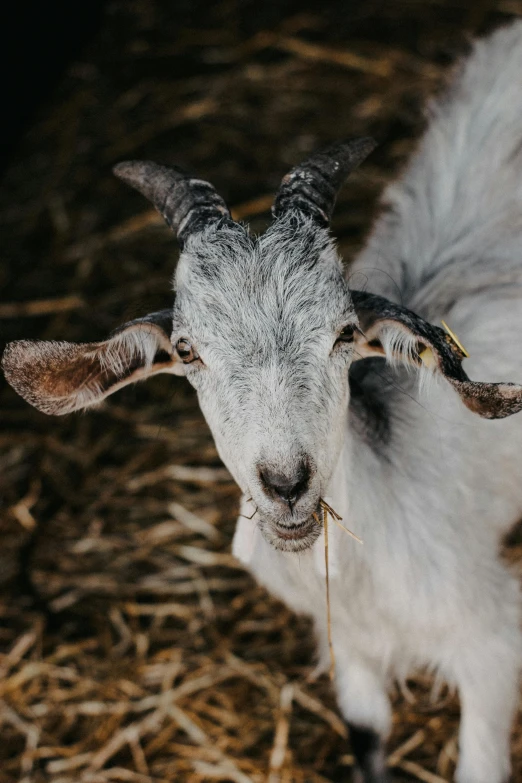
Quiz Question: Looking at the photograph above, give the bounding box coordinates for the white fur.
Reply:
[96,327,162,377]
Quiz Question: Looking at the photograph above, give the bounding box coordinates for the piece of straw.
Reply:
[316,499,364,682]
[320,499,363,544]
[323,505,336,682]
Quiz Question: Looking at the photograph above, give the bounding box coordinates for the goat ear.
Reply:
[2,310,182,416]
[351,290,522,420]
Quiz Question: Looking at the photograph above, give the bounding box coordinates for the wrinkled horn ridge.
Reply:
[113,160,233,245]
[272,138,377,225]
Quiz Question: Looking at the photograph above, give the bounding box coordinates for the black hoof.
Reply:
[352,768,392,783]
[349,724,391,783]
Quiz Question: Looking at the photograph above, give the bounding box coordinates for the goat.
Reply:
[4,20,522,783]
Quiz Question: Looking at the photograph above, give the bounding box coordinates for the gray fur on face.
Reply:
[173,213,357,549]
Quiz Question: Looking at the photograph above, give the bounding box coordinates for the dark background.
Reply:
[1,2,522,782]
[1,0,107,172]
[0,0,502,174]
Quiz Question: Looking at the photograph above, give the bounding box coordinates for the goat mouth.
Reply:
[273,520,312,541]
[261,517,321,552]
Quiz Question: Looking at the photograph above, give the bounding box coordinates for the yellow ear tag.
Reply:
[440,320,470,358]
[419,347,436,368]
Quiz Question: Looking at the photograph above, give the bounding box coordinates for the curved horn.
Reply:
[113,161,233,246]
[272,138,377,226]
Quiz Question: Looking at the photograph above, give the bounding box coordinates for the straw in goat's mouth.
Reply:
[314,498,363,682]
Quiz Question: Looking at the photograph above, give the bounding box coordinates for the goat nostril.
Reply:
[258,461,311,505]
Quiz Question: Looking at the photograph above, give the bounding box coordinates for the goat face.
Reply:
[173,215,357,551]
[5,141,522,554]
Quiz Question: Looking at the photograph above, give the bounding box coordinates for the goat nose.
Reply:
[258,461,311,505]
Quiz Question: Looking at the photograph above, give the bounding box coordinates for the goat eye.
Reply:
[176,339,197,363]
[335,324,356,345]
